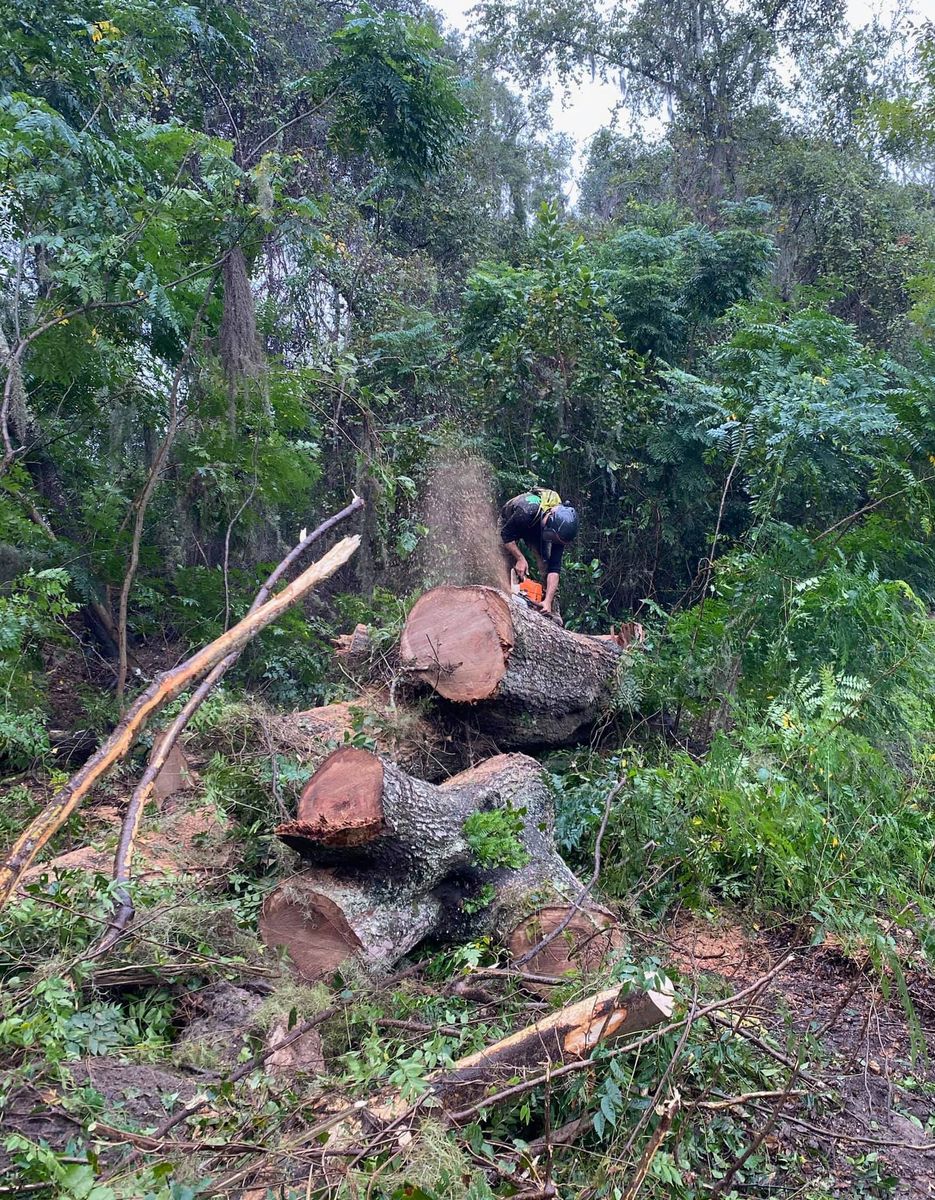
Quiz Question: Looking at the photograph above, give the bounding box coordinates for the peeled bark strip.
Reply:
[399,586,622,747]
[259,870,443,979]
[333,623,372,665]
[267,748,623,980]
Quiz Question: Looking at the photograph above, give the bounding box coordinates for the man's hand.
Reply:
[513,555,528,581]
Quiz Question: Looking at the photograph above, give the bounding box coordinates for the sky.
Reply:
[432,0,905,184]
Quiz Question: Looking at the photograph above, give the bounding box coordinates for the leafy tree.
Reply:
[478,0,846,203]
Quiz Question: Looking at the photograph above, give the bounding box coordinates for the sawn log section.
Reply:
[261,749,622,979]
[399,585,623,746]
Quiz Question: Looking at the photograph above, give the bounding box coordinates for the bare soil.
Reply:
[665,915,935,1198]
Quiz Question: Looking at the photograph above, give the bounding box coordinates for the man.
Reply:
[499,487,579,621]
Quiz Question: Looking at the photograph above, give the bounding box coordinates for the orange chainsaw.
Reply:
[510,571,562,623]
[511,572,544,604]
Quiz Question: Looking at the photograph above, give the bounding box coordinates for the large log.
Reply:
[261,748,622,979]
[398,586,623,747]
[260,870,443,979]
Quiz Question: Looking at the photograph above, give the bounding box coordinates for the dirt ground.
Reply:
[664,915,935,1198]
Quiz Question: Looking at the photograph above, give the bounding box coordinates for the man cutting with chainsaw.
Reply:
[499,487,578,623]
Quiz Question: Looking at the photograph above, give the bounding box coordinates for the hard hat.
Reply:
[546,504,579,543]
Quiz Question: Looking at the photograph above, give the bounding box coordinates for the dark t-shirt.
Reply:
[499,492,565,576]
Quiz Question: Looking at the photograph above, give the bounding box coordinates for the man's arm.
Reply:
[542,570,560,613]
[503,540,528,580]
[500,498,531,579]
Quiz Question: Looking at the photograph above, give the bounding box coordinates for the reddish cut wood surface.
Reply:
[399,586,514,702]
[279,747,385,848]
[507,906,624,982]
[259,886,361,980]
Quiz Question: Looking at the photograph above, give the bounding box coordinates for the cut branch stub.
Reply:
[399,586,623,747]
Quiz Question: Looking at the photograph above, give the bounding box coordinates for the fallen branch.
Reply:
[761,1109,935,1153]
[689,1088,809,1110]
[105,960,426,1181]
[92,496,364,954]
[442,955,794,1125]
[709,1059,802,1199]
[620,1092,681,1200]
[365,984,675,1129]
[0,535,360,908]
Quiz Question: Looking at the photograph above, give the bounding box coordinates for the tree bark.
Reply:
[399,586,623,747]
[259,870,444,979]
[262,748,622,980]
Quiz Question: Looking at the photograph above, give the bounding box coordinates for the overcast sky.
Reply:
[432,0,906,183]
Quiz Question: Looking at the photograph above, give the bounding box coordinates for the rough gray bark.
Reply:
[399,586,623,747]
[259,870,443,980]
[263,749,623,979]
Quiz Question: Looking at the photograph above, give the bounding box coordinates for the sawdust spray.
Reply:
[420,450,509,591]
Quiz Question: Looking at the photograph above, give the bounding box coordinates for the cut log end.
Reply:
[507,905,625,983]
[259,884,363,980]
[399,586,513,702]
[276,746,386,849]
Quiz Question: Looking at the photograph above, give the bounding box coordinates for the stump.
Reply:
[261,748,623,980]
[398,586,623,747]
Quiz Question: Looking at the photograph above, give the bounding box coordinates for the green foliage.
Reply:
[0,568,77,769]
[462,806,530,870]
[326,5,468,182]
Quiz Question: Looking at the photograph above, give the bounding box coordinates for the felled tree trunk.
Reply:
[259,870,443,980]
[398,586,622,747]
[260,748,622,980]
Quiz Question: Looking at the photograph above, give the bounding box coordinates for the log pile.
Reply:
[261,747,622,981]
[258,584,647,984]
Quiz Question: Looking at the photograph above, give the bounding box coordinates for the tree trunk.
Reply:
[262,748,622,979]
[259,870,444,979]
[398,586,622,747]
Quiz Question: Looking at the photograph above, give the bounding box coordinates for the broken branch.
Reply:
[0,535,360,908]
[93,496,364,954]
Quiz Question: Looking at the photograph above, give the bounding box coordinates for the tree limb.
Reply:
[0,535,360,908]
[92,495,364,955]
